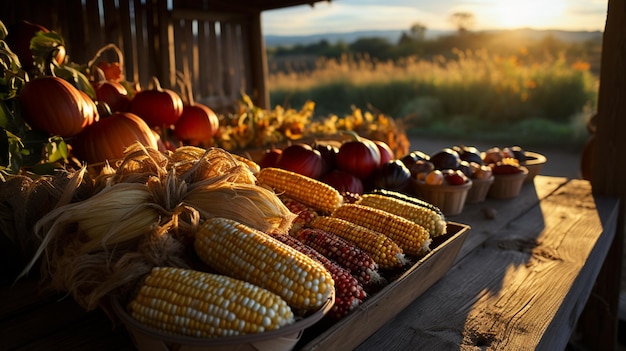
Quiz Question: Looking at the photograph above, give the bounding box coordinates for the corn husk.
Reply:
[184,180,297,235]
[171,145,256,185]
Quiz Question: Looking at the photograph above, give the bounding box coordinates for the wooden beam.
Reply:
[584,0,625,349]
[248,12,270,109]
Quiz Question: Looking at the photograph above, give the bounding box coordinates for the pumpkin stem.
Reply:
[340,130,362,141]
[149,76,162,91]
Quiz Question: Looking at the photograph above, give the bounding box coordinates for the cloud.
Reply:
[262,2,452,35]
[261,0,607,35]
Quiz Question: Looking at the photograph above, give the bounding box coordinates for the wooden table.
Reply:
[0,176,619,351]
[354,176,620,351]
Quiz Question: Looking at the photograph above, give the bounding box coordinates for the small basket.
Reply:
[522,151,547,183]
[487,167,529,199]
[466,176,494,203]
[112,292,335,351]
[413,179,472,216]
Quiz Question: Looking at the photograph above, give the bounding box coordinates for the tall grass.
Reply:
[268,49,598,149]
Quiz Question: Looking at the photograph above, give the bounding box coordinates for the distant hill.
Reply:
[264,28,603,48]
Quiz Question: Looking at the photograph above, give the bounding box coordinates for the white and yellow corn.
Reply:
[256,167,343,214]
[194,217,334,311]
[310,216,407,270]
[331,204,431,256]
[128,267,295,337]
[356,193,447,237]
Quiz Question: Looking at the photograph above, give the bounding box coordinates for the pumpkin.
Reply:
[71,112,158,165]
[173,103,219,147]
[129,78,183,127]
[93,80,130,112]
[172,72,219,147]
[4,20,66,70]
[19,76,98,137]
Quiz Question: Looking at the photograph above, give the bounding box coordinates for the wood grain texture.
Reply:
[353,179,618,351]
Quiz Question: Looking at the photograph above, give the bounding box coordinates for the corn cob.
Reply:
[356,193,447,237]
[270,232,366,320]
[295,228,380,286]
[256,167,343,214]
[279,196,319,235]
[310,216,407,270]
[371,189,445,219]
[128,267,295,337]
[331,204,431,256]
[194,217,334,311]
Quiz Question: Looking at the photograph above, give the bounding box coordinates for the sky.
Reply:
[262,0,608,36]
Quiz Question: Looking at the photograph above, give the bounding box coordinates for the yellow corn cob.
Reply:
[310,216,407,270]
[256,167,343,214]
[194,217,334,311]
[331,204,431,256]
[356,194,447,237]
[128,267,295,337]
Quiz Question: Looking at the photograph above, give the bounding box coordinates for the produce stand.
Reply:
[0,176,617,350]
[2,0,626,350]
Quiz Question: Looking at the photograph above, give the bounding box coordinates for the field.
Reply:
[268,49,599,151]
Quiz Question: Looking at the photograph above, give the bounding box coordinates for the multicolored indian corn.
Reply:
[310,216,407,270]
[194,217,334,311]
[270,231,366,320]
[295,228,380,286]
[279,196,319,234]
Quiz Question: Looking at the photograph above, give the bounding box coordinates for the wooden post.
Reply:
[582,0,626,350]
[248,11,270,109]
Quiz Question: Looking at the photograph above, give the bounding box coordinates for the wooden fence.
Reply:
[1,0,269,112]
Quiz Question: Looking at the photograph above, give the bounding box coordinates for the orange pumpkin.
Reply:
[97,61,124,82]
[71,112,158,165]
[19,76,98,137]
[173,103,219,147]
[93,80,130,112]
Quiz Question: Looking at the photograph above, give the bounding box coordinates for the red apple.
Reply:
[276,143,323,179]
[374,140,394,166]
[259,148,282,169]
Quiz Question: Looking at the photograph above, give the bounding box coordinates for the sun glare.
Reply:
[492,0,567,29]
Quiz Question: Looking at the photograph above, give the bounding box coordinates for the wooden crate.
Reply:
[296,222,471,350]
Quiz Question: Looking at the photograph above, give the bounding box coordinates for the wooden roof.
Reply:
[174,0,331,12]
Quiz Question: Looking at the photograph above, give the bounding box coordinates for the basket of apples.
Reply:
[405,148,472,216]
[483,147,529,199]
[451,145,495,204]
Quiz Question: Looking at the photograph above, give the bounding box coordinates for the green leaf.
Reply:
[53,65,96,99]
[44,136,68,163]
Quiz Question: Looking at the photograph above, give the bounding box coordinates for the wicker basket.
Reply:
[112,292,335,351]
[412,179,472,216]
[487,167,529,199]
[522,151,547,183]
[466,176,494,203]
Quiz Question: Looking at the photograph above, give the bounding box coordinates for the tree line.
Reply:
[267,22,603,75]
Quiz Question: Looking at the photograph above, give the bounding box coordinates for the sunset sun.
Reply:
[492,0,567,29]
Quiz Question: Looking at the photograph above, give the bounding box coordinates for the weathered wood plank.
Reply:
[355,179,618,351]
[453,175,568,262]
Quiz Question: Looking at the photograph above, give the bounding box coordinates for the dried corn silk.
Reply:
[44,228,188,311]
[0,169,94,260]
